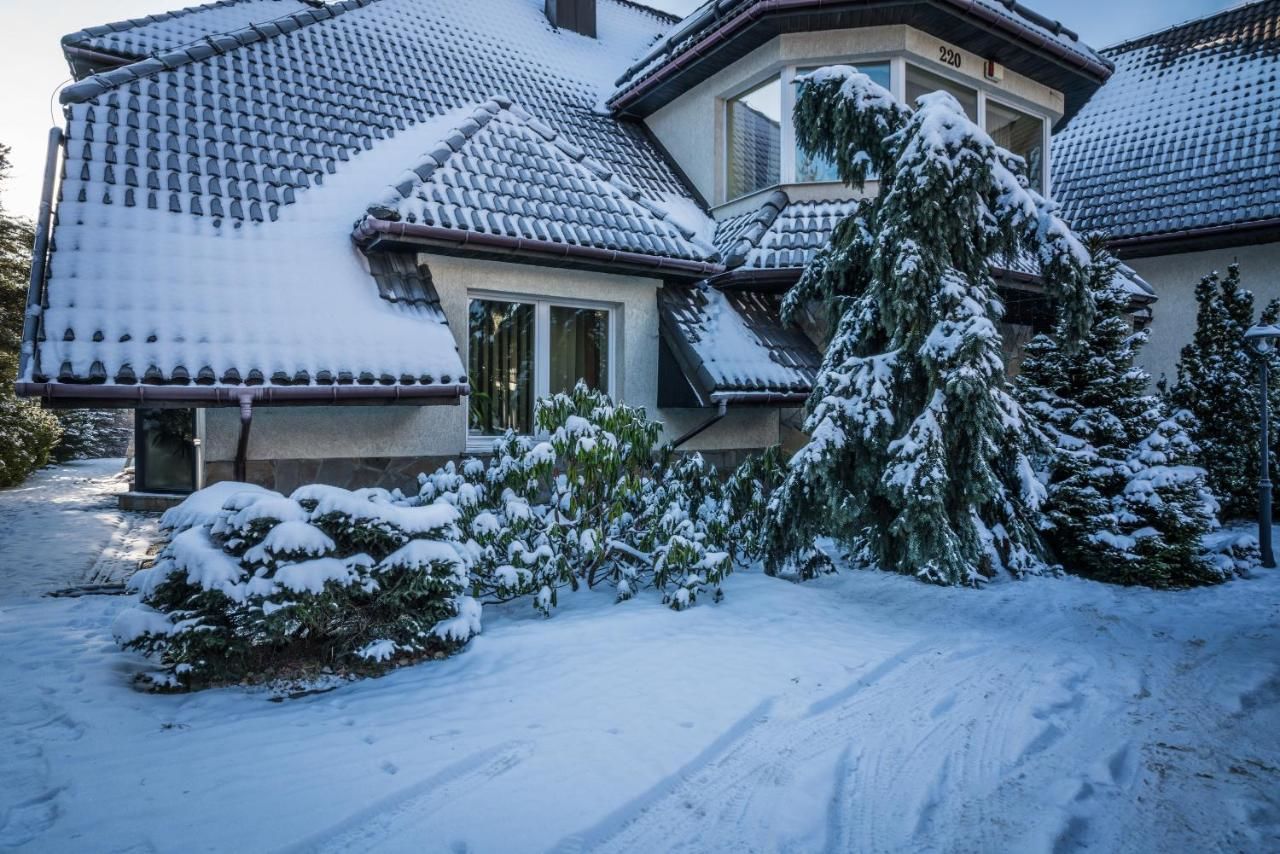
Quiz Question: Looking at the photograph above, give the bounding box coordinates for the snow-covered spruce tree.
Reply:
[0,142,60,486]
[1166,264,1280,521]
[1015,237,1224,587]
[420,384,752,612]
[53,409,133,462]
[116,485,480,689]
[764,67,1092,584]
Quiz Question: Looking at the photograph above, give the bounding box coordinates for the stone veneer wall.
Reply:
[206,448,770,495]
[205,456,456,496]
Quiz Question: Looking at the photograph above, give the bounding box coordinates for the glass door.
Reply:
[135,408,200,493]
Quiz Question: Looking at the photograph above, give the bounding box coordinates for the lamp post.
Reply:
[1244,324,1280,568]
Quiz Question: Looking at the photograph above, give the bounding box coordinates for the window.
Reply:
[135,408,199,493]
[468,300,535,436]
[727,77,782,199]
[986,100,1046,193]
[468,296,614,440]
[795,63,891,184]
[905,64,977,121]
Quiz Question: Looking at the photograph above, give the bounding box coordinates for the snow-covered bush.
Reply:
[1015,239,1226,587]
[422,383,754,612]
[115,483,480,689]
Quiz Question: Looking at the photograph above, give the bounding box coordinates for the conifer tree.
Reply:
[0,142,60,486]
[1016,238,1223,587]
[1167,264,1279,520]
[764,68,1092,584]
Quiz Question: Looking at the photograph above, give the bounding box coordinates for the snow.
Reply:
[2,464,1280,851]
[699,287,806,392]
[160,480,275,532]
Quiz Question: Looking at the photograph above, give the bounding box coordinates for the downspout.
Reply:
[19,127,62,383]
[235,394,253,483]
[672,399,728,448]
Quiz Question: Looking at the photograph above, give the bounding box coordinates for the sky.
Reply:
[0,0,1238,219]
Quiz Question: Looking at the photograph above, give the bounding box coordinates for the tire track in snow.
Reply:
[276,740,533,854]
[546,697,775,854]
[558,640,948,854]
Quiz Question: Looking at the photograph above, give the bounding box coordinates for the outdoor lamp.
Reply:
[1244,323,1280,568]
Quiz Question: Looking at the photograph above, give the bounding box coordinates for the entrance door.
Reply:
[135,408,202,493]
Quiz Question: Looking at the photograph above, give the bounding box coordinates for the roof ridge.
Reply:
[366,96,710,247]
[1102,0,1278,55]
[61,0,280,51]
[60,0,376,105]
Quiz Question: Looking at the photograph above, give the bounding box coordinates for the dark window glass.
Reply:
[468,300,534,436]
[550,306,609,395]
[136,408,196,493]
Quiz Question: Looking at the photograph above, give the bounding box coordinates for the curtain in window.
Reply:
[550,306,609,395]
[468,300,534,436]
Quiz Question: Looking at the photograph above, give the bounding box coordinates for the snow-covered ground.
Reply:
[1,464,1278,852]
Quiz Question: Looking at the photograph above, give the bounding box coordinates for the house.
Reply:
[1053,0,1280,383]
[17,0,1151,499]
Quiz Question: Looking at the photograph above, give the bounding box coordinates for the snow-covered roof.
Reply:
[609,0,1113,118]
[659,284,819,400]
[1052,0,1280,246]
[30,0,702,396]
[362,97,716,262]
[61,0,324,66]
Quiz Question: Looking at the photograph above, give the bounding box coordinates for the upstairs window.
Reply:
[986,99,1046,193]
[905,64,977,120]
[794,63,891,184]
[726,78,782,200]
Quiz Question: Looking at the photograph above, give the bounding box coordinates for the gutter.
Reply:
[19,128,62,384]
[609,0,1112,114]
[1107,218,1280,258]
[355,217,725,279]
[15,382,469,408]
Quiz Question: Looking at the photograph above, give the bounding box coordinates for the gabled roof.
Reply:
[25,0,700,400]
[360,97,715,264]
[1052,0,1280,251]
[659,284,819,401]
[61,0,324,76]
[609,0,1113,120]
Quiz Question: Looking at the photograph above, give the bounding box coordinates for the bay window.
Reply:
[468,296,614,442]
[721,58,1051,201]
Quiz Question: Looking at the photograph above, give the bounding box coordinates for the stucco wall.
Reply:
[1126,241,1280,385]
[206,255,783,465]
[645,24,1064,207]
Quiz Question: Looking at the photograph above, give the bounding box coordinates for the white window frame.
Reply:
[465,290,619,453]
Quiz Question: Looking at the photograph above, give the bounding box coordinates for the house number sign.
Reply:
[938,46,963,68]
